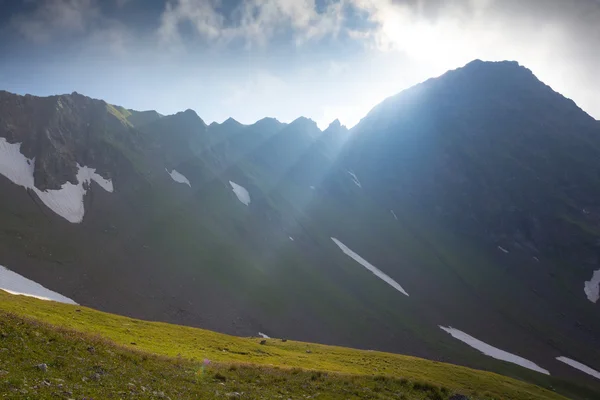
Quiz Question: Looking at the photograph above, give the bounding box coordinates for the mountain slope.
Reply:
[335,60,600,381]
[0,290,575,400]
[0,60,599,396]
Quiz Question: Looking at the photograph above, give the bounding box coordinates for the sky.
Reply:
[0,0,598,129]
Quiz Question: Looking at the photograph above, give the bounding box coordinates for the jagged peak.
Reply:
[325,119,348,132]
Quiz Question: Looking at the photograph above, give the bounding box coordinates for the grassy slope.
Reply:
[0,291,565,400]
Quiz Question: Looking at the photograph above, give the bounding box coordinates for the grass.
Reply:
[0,312,460,400]
[0,290,567,400]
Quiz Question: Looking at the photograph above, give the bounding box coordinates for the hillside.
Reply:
[0,290,573,400]
[1,60,600,397]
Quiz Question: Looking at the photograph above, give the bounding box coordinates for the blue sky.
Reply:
[1,0,599,129]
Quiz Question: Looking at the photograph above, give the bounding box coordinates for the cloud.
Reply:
[11,0,99,43]
[3,0,599,125]
[157,0,353,48]
[9,0,133,55]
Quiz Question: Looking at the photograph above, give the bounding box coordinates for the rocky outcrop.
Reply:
[0,91,136,191]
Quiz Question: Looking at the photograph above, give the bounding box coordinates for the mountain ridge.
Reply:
[1,60,599,395]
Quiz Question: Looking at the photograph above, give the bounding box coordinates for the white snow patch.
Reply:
[0,138,114,223]
[439,326,549,375]
[347,170,362,188]
[310,185,316,190]
[0,137,35,187]
[331,237,409,296]
[556,357,600,380]
[166,169,191,187]
[584,269,600,303]
[498,246,509,254]
[229,181,251,206]
[390,210,398,220]
[289,236,294,241]
[258,332,270,339]
[0,265,77,304]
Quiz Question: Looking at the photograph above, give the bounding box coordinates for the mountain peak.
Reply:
[172,109,206,126]
[447,59,535,83]
[182,108,198,116]
[290,116,320,130]
[253,117,285,129]
[222,117,243,127]
[464,59,520,68]
[325,119,347,132]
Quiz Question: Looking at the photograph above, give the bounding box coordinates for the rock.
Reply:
[449,395,469,400]
[87,346,95,353]
[36,363,48,372]
[90,372,101,381]
[306,349,312,354]
[259,340,267,345]
[281,339,287,342]
[226,392,242,398]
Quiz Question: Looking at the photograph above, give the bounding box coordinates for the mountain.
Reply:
[0,60,599,397]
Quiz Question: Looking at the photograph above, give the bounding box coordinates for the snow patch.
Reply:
[347,170,362,188]
[0,138,114,223]
[289,236,294,241]
[229,181,251,206]
[0,265,77,305]
[0,137,35,187]
[556,357,600,380]
[439,326,549,375]
[390,210,398,220]
[584,269,600,303]
[258,332,270,339]
[331,237,409,296]
[498,246,509,254]
[166,169,191,187]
